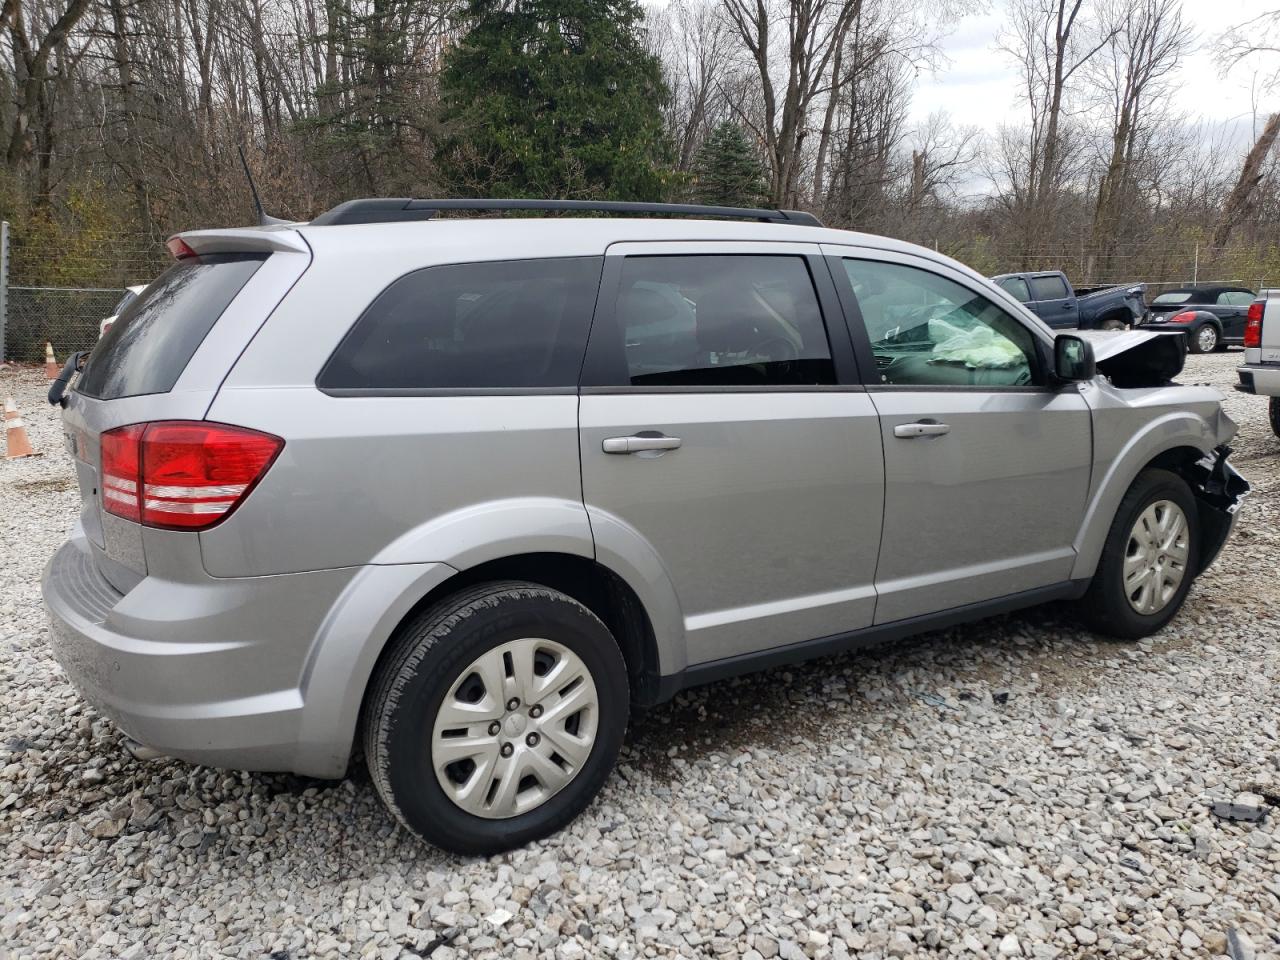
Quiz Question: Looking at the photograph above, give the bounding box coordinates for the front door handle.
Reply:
[602,435,683,454]
[893,421,951,439]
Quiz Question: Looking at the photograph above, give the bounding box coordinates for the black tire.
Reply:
[1270,397,1280,439]
[1077,468,1200,640]
[1099,315,1127,331]
[363,581,629,854]
[1188,323,1219,353]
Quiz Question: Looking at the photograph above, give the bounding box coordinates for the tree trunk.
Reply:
[1213,112,1280,250]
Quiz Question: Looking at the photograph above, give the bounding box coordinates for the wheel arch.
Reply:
[293,550,670,778]
[1071,436,1218,582]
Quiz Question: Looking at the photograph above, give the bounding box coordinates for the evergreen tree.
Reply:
[436,0,672,200]
[692,123,768,208]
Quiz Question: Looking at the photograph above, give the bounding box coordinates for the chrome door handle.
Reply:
[893,421,951,438]
[602,435,683,454]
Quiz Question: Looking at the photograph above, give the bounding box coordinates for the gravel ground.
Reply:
[1,352,1278,960]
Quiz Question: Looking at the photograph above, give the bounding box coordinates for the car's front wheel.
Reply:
[1078,468,1199,639]
[364,581,629,854]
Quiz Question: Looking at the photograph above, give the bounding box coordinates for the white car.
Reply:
[1236,289,1280,436]
[99,285,148,338]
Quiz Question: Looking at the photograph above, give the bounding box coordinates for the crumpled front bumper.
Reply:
[1188,446,1249,575]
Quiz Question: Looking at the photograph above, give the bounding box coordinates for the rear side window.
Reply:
[610,255,835,386]
[1152,291,1192,305]
[77,254,267,400]
[318,257,602,390]
[1028,275,1069,300]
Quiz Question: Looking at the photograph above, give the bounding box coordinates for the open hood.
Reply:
[1074,329,1187,388]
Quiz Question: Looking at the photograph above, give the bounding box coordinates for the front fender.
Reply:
[1071,387,1224,580]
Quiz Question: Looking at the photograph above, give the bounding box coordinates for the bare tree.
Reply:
[1085,0,1189,278]
[721,0,863,206]
[1000,0,1119,221]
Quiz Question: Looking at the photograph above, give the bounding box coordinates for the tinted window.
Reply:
[611,256,834,386]
[1028,275,1070,300]
[1219,290,1255,305]
[844,259,1040,388]
[77,254,266,400]
[1152,292,1192,305]
[997,277,1031,302]
[319,258,602,390]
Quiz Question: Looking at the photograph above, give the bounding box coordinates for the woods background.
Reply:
[4,0,1280,299]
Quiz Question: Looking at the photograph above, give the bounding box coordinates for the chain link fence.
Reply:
[5,286,126,362]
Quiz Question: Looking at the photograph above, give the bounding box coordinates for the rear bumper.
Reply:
[42,533,359,776]
[1237,363,1280,396]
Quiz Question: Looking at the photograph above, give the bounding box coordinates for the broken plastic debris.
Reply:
[1210,801,1268,824]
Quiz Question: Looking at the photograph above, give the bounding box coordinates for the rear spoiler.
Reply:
[168,226,309,257]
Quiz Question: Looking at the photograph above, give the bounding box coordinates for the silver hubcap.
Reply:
[431,638,598,819]
[1198,327,1216,351]
[1124,499,1189,615]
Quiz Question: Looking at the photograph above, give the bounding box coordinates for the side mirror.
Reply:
[1054,334,1095,383]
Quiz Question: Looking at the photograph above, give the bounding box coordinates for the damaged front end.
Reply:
[1078,329,1188,388]
[1185,445,1250,575]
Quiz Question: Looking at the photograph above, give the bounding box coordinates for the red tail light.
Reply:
[1244,301,1264,348]
[166,237,198,260]
[1169,311,1197,323]
[99,422,283,530]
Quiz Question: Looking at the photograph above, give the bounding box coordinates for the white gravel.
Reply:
[2,352,1278,960]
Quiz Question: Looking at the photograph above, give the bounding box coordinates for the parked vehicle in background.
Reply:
[1236,291,1280,437]
[1142,286,1256,354]
[990,270,1145,330]
[43,200,1247,855]
[99,285,148,338]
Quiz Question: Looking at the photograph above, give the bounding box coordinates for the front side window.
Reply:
[319,257,602,390]
[1028,274,1070,300]
[843,259,1041,388]
[997,276,1031,302]
[1219,290,1254,306]
[612,255,835,386]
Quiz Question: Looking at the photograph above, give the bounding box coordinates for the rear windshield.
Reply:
[1152,292,1193,305]
[77,253,267,400]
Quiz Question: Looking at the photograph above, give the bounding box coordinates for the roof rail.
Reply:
[309,198,824,227]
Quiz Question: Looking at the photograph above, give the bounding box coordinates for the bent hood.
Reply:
[1076,329,1187,388]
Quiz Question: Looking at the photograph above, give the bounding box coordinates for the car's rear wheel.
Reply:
[1078,468,1199,639]
[363,581,629,854]
[1190,323,1219,353]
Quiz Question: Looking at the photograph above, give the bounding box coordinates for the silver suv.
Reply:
[43,199,1248,854]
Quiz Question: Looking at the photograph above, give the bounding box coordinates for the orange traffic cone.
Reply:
[45,343,58,380]
[4,397,37,459]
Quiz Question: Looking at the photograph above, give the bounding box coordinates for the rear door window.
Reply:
[1028,275,1070,300]
[607,255,835,386]
[318,257,602,390]
[77,253,267,400]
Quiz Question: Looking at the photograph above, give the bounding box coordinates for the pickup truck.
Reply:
[991,270,1146,331]
[1236,291,1280,437]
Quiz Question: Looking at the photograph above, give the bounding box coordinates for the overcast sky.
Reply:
[912,0,1280,139]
